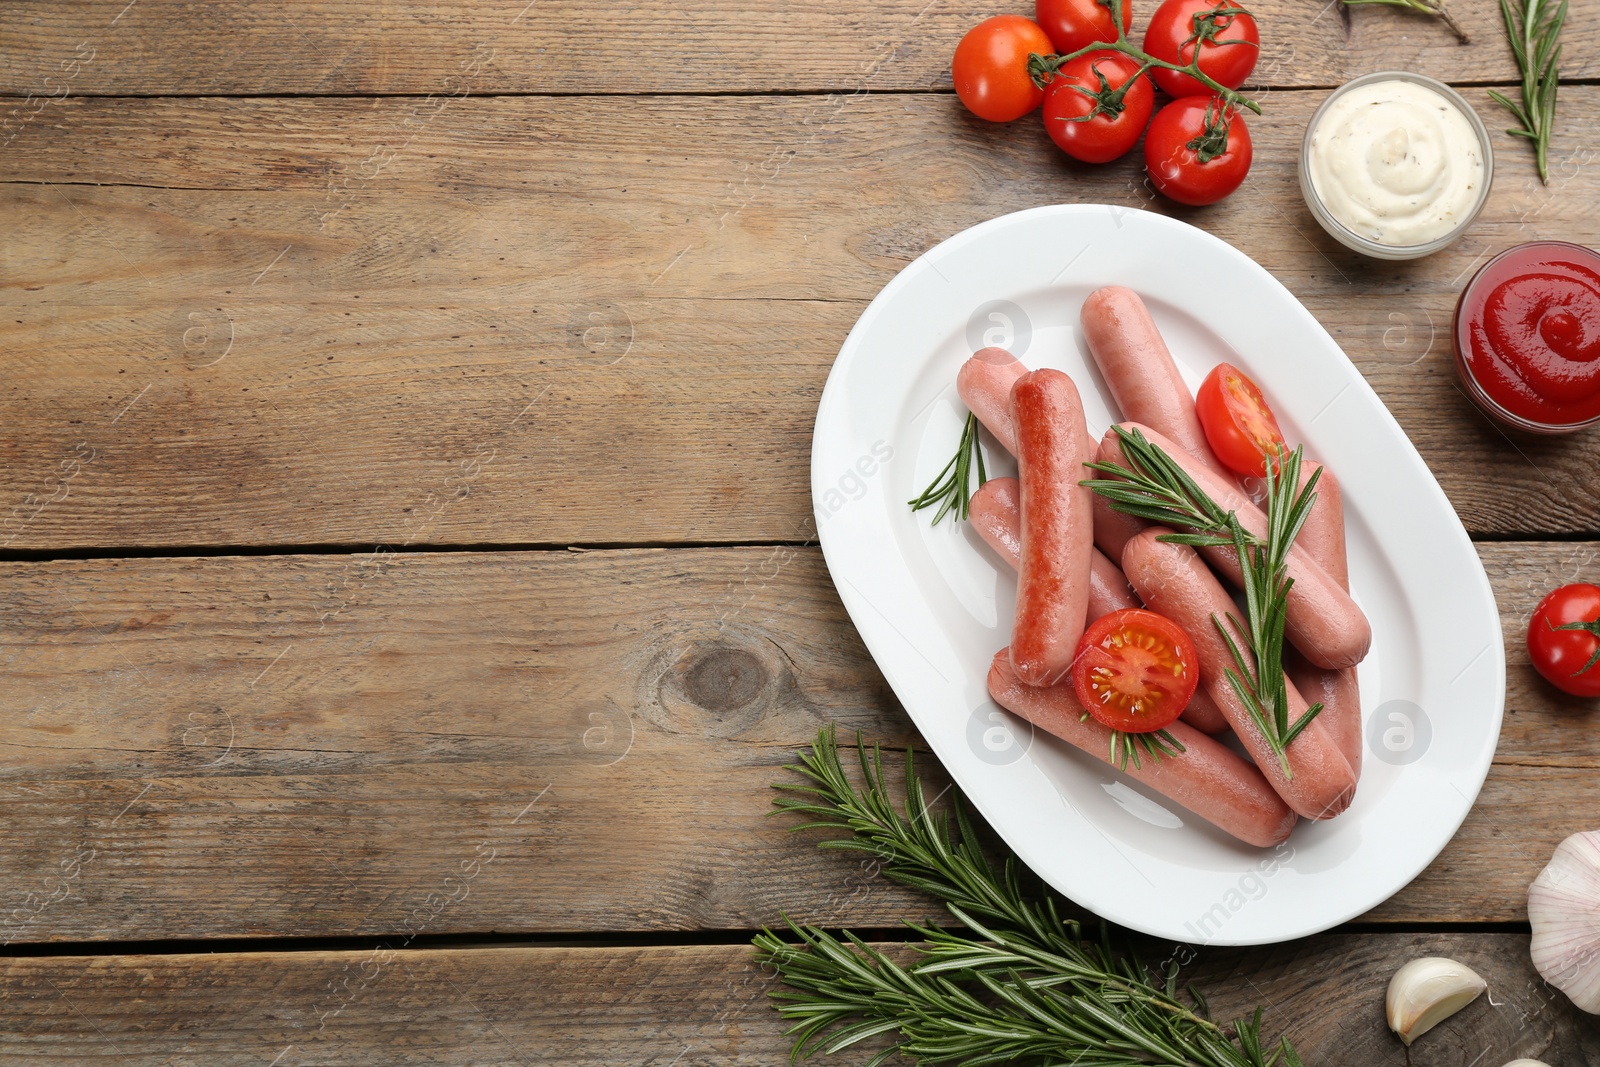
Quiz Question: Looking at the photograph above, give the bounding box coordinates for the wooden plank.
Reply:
[0,542,1591,941]
[1,0,1585,98]
[4,90,1600,547]
[0,935,1594,1064]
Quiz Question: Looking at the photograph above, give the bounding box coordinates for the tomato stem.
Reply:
[1055,57,1153,123]
[1552,616,1600,676]
[1026,0,1262,115]
[1185,97,1236,164]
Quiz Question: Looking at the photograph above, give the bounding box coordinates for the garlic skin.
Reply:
[1386,957,1488,1045]
[1529,830,1600,1014]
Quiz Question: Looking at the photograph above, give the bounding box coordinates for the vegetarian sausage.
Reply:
[989,651,1297,847]
[1122,528,1357,820]
[1099,423,1372,670]
[1008,369,1095,686]
[969,476,1230,735]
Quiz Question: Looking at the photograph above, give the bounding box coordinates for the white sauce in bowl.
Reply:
[1306,79,1485,247]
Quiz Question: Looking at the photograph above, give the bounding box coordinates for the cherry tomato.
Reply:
[952,16,1055,123]
[1144,96,1251,206]
[1041,53,1154,164]
[1195,362,1284,477]
[1143,0,1259,98]
[1071,609,1199,733]
[1035,0,1132,54]
[1528,584,1600,697]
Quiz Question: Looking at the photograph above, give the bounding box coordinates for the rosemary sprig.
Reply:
[908,411,986,526]
[1489,0,1565,183]
[1098,718,1186,771]
[755,726,1304,1067]
[1340,0,1468,43]
[1081,427,1322,778]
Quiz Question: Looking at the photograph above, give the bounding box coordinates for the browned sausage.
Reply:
[1122,528,1357,819]
[1099,423,1371,670]
[969,476,1230,735]
[1009,370,1095,686]
[989,651,1297,847]
[1080,286,1235,484]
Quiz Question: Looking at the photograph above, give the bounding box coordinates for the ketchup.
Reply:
[1454,241,1600,433]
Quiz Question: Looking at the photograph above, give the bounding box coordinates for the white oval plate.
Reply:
[811,205,1503,946]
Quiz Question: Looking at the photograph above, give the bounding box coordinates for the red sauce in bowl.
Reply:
[1454,241,1600,433]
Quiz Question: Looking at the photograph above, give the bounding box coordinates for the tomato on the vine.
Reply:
[1041,53,1154,164]
[1071,609,1199,733]
[1143,0,1259,99]
[952,15,1056,123]
[1035,0,1131,54]
[1195,362,1283,477]
[1528,584,1600,697]
[1144,96,1252,206]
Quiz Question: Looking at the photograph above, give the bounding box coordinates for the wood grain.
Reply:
[3,0,1590,98]
[0,935,1594,1064]
[4,90,1600,547]
[0,541,1588,941]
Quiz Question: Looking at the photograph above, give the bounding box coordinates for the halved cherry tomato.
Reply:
[1142,0,1259,99]
[1196,362,1284,478]
[1144,95,1252,206]
[1041,53,1154,164]
[1071,609,1199,733]
[1528,584,1600,697]
[1036,0,1132,54]
[952,16,1056,123]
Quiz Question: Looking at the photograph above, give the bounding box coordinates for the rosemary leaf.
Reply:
[756,726,1302,1066]
[1489,0,1565,182]
[908,412,987,525]
[1340,0,1468,43]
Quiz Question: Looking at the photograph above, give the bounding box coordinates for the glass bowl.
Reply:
[1453,241,1600,435]
[1298,71,1494,261]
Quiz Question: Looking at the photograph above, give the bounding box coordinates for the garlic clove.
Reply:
[1386,957,1488,1045]
[1529,829,1600,1014]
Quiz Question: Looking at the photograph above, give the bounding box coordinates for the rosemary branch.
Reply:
[1340,0,1468,43]
[755,726,1304,1067]
[1489,0,1565,183]
[1081,427,1323,778]
[908,412,987,526]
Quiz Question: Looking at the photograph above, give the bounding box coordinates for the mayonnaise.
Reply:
[1306,79,1485,247]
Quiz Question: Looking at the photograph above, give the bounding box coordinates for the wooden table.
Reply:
[3,1,1600,1062]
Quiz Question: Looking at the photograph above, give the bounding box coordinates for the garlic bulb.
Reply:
[1499,1061,1552,1067]
[1386,957,1488,1045]
[1529,830,1600,1013]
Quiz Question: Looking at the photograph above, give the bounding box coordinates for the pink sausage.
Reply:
[1287,651,1362,779]
[1080,286,1235,484]
[969,476,1230,735]
[1122,529,1357,820]
[989,651,1297,847]
[955,348,1150,563]
[970,478,1133,617]
[1297,462,1348,591]
[1286,460,1362,776]
[1008,370,1095,686]
[957,347,1026,455]
[1099,423,1372,671]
